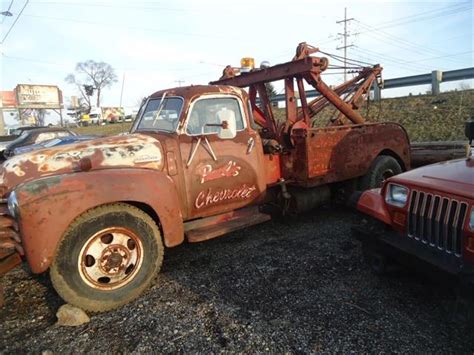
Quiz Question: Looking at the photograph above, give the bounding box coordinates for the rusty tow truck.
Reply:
[0,43,413,311]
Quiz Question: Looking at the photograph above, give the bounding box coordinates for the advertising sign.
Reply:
[15,84,62,109]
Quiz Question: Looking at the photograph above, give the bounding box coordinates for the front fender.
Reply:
[356,188,392,225]
[15,168,184,273]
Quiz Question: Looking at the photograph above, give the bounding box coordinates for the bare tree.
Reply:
[458,81,471,91]
[65,60,118,109]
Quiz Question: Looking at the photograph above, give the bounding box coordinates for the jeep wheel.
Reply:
[50,203,164,312]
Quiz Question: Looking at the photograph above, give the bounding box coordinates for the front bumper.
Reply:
[352,222,474,283]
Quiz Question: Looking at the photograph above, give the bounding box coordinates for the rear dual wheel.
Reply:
[50,203,163,312]
[359,155,402,190]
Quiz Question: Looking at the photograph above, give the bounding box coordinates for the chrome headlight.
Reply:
[469,207,474,231]
[7,190,19,218]
[385,184,408,207]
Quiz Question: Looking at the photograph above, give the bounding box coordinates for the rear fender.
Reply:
[15,169,184,273]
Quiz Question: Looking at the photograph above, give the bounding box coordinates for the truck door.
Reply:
[178,95,265,219]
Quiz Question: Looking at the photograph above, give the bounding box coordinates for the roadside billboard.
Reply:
[101,107,125,123]
[15,84,62,109]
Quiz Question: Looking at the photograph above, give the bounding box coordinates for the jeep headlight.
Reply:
[7,190,19,218]
[385,184,408,207]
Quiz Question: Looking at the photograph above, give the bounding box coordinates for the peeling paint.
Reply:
[0,134,164,192]
[21,176,62,195]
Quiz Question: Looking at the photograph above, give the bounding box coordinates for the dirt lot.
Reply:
[1,207,473,353]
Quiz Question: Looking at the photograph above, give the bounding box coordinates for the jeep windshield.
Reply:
[134,96,183,133]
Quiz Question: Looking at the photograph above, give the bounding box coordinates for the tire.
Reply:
[359,155,402,190]
[50,203,164,312]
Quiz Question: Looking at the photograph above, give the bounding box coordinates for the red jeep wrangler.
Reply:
[353,120,474,286]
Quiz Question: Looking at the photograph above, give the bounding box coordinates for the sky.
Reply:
[0,0,473,125]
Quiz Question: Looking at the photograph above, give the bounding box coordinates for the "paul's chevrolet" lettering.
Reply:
[195,184,256,209]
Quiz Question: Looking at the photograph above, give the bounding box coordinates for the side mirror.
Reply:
[216,109,237,139]
[465,119,474,145]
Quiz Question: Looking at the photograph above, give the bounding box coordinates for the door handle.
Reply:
[246,137,255,154]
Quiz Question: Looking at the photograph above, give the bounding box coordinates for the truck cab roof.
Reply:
[149,85,248,101]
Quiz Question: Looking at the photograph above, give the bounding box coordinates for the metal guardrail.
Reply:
[268,67,474,102]
[384,67,474,89]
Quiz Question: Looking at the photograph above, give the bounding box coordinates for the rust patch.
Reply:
[21,176,62,195]
[1,134,164,192]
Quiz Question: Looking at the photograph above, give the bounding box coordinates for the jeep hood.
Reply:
[0,133,164,192]
[391,158,474,199]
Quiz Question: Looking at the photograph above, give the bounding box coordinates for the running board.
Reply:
[184,207,271,243]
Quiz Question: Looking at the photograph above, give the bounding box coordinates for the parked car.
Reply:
[0,126,49,156]
[3,127,76,159]
[12,135,99,156]
[352,120,474,288]
[5,126,48,137]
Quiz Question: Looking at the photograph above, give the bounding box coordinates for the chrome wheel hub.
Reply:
[78,227,143,290]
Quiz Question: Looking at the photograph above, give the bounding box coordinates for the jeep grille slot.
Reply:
[407,190,468,257]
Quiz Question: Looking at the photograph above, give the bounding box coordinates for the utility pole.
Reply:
[336,7,354,82]
[175,80,185,87]
[119,71,126,107]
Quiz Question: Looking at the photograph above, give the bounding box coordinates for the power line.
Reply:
[403,50,473,64]
[361,3,470,32]
[27,1,186,12]
[2,54,221,80]
[1,0,29,44]
[22,13,234,40]
[355,20,469,65]
[2,54,72,67]
[0,0,14,24]
[352,47,441,72]
[361,2,469,29]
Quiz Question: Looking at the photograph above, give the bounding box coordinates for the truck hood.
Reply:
[390,158,474,199]
[0,133,164,192]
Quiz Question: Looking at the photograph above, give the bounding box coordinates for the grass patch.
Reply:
[291,90,473,142]
[72,122,132,136]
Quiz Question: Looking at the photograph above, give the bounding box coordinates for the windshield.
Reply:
[134,97,183,132]
[10,128,23,136]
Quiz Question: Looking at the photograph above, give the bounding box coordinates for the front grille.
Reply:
[407,190,468,257]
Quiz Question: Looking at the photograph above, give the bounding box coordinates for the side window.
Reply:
[56,131,71,138]
[35,132,56,143]
[186,97,244,135]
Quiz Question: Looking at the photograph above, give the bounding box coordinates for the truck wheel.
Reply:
[50,203,163,312]
[359,155,402,190]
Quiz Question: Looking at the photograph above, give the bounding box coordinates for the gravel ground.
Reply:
[1,207,473,353]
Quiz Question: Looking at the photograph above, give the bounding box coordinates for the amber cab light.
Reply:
[240,57,255,73]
